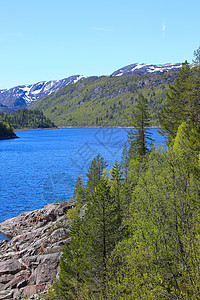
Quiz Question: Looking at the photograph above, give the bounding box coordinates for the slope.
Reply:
[31,71,178,127]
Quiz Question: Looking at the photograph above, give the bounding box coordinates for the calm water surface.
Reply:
[0,128,165,238]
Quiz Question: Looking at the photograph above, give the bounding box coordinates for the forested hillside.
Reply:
[48,51,200,299]
[0,109,56,129]
[31,71,179,127]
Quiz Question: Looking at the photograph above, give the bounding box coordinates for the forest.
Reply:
[48,49,200,299]
[0,108,56,129]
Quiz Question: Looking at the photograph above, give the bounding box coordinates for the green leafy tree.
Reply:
[106,145,200,299]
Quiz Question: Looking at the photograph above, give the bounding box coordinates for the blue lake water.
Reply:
[0,128,165,239]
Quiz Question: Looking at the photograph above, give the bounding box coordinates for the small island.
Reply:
[0,121,18,140]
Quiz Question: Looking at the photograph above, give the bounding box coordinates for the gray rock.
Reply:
[0,201,74,299]
[0,290,13,300]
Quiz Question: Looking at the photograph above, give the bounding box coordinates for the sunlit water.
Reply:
[0,128,165,240]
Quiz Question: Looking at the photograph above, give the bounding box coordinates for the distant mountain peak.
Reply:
[0,75,85,112]
[111,63,182,76]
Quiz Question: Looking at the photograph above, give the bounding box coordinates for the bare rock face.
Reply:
[0,202,74,299]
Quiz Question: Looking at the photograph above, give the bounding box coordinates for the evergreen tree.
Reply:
[159,61,192,144]
[110,161,123,237]
[83,178,120,297]
[73,175,86,207]
[127,94,153,159]
[49,180,87,299]
[86,155,107,194]
[120,142,129,178]
[191,46,200,127]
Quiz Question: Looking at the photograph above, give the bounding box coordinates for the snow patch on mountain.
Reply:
[0,75,85,110]
[112,63,182,76]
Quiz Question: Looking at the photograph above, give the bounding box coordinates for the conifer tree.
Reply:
[73,175,86,207]
[159,61,192,143]
[191,46,200,127]
[86,154,107,194]
[83,178,120,297]
[120,142,129,178]
[128,94,153,159]
[110,161,123,235]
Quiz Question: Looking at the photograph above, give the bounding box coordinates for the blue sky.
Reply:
[0,0,199,89]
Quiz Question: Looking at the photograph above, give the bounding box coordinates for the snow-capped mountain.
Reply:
[111,63,182,76]
[0,75,84,111]
[0,64,183,112]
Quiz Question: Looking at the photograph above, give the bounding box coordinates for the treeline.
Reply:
[48,48,200,299]
[0,121,17,139]
[0,109,56,129]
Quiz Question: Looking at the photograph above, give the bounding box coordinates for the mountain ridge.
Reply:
[0,75,84,112]
[0,63,182,113]
[111,63,182,76]
[31,70,179,127]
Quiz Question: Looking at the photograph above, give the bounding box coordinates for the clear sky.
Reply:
[0,0,199,89]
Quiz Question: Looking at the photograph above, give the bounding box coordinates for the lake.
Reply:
[0,128,165,239]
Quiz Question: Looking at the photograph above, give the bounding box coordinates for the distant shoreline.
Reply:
[14,125,160,131]
[14,127,58,131]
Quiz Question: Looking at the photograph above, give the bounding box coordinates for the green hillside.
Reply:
[31,72,178,127]
[0,109,56,129]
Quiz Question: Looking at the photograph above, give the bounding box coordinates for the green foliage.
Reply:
[50,124,200,299]
[32,72,178,127]
[49,50,200,299]
[73,175,86,208]
[0,108,55,129]
[159,61,192,144]
[50,131,200,299]
[86,155,108,195]
[160,49,200,144]
[0,120,16,138]
[127,94,153,159]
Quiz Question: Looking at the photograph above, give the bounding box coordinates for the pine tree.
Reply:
[159,61,192,144]
[73,175,86,207]
[110,161,123,236]
[120,142,129,178]
[191,46,200,127]
[86,155,107,194]
[83,178,120,297]
[128,94,153,159]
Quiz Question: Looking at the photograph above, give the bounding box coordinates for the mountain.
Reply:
[0,63,183,125]
[111,63,182,76]
[31,70,179,127]
[0,75,84,112]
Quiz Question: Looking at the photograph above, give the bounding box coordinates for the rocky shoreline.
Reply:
[0,202,74,299]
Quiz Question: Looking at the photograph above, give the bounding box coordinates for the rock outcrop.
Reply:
[0,202,74,299]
